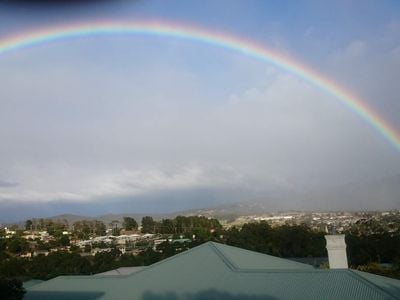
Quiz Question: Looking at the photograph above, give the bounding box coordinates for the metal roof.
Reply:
[94,267,146,276]
[211,242,313,270]
[23,280,44,289]
[26,242,400,300]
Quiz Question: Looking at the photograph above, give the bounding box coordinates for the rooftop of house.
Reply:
[94,267,146,276]
[25,242,400,300]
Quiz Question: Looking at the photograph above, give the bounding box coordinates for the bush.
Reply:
[0,278,26,300]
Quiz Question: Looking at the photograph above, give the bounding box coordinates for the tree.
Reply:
[118,253,141,267]
[27,252,91,280]
[160,219,175,234]
[92,249,121,273]
[7,238,29,254]
[24,220,33,231]
[141,216,156,233]
[73,220,106,239]
[123,217,138,231]
[357,263,400,280]
[225,222,326,258]
[109,220,121,236]
[0,278,26,300]
[0,258,26,278]
[73,221,91,240]
[59,235,70,247]
[93,221,106,236]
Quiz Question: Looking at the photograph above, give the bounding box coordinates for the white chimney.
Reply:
[325,234,348,269]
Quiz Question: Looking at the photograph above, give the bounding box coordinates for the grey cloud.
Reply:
[0,180,18,188]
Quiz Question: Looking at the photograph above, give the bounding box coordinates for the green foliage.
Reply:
[0,278,25,300]
[92,241,112,249]
[27,252,92,280]
[226,222,326,257]
[273,225,326,257]
[92,248,121,273]
[173,215,222,235]
[0,237,7,252]
[118,253,142,267]
[159,219,174,234]
[7,238,29,254]
[156,241,191,257]
[69,245,80,253]
[357,263,400,280]
[137,248,163,265]
[0,258,26,278]
[0,253,91,280]
[141,216,156,233]
[112,227,121,236]
[123,217,138,231]
[226,222,274,254]
[73,221,91,239]
[27,219,67,235]
[345,220,400,266]
[24,220,33,231]
[35,240,49,251]
[142,215,222,237]
[109,220,121,236]
[92,221,107,236]
[393,257,400,271]
[73,220,106,239]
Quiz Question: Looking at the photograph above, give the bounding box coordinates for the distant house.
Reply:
[32,250,49,257]
[25,240,400,299]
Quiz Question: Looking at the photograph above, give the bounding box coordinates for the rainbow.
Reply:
[0,20,399,151]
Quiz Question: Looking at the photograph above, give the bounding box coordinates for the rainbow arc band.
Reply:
[0,20,399,151]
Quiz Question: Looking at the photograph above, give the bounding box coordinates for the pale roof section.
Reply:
[211,242,313,270]
[94,267,146,276]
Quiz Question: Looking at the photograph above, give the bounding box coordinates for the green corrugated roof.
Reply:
[94,266,146,276]
[25,242,400,300]
[23,279,44,289]
[352,270,400,298]
[211,242,313,270]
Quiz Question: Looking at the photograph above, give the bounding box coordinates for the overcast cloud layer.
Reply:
[0,1,399,221]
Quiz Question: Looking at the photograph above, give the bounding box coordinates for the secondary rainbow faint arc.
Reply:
[0,20,399,151]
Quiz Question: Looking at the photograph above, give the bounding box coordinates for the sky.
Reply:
[0,0,400,221]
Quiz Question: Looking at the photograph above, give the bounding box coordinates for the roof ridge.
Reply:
[347,269,399,300]
[123,241,215,278]
[208,241,239,271]
[210,242,314,270]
